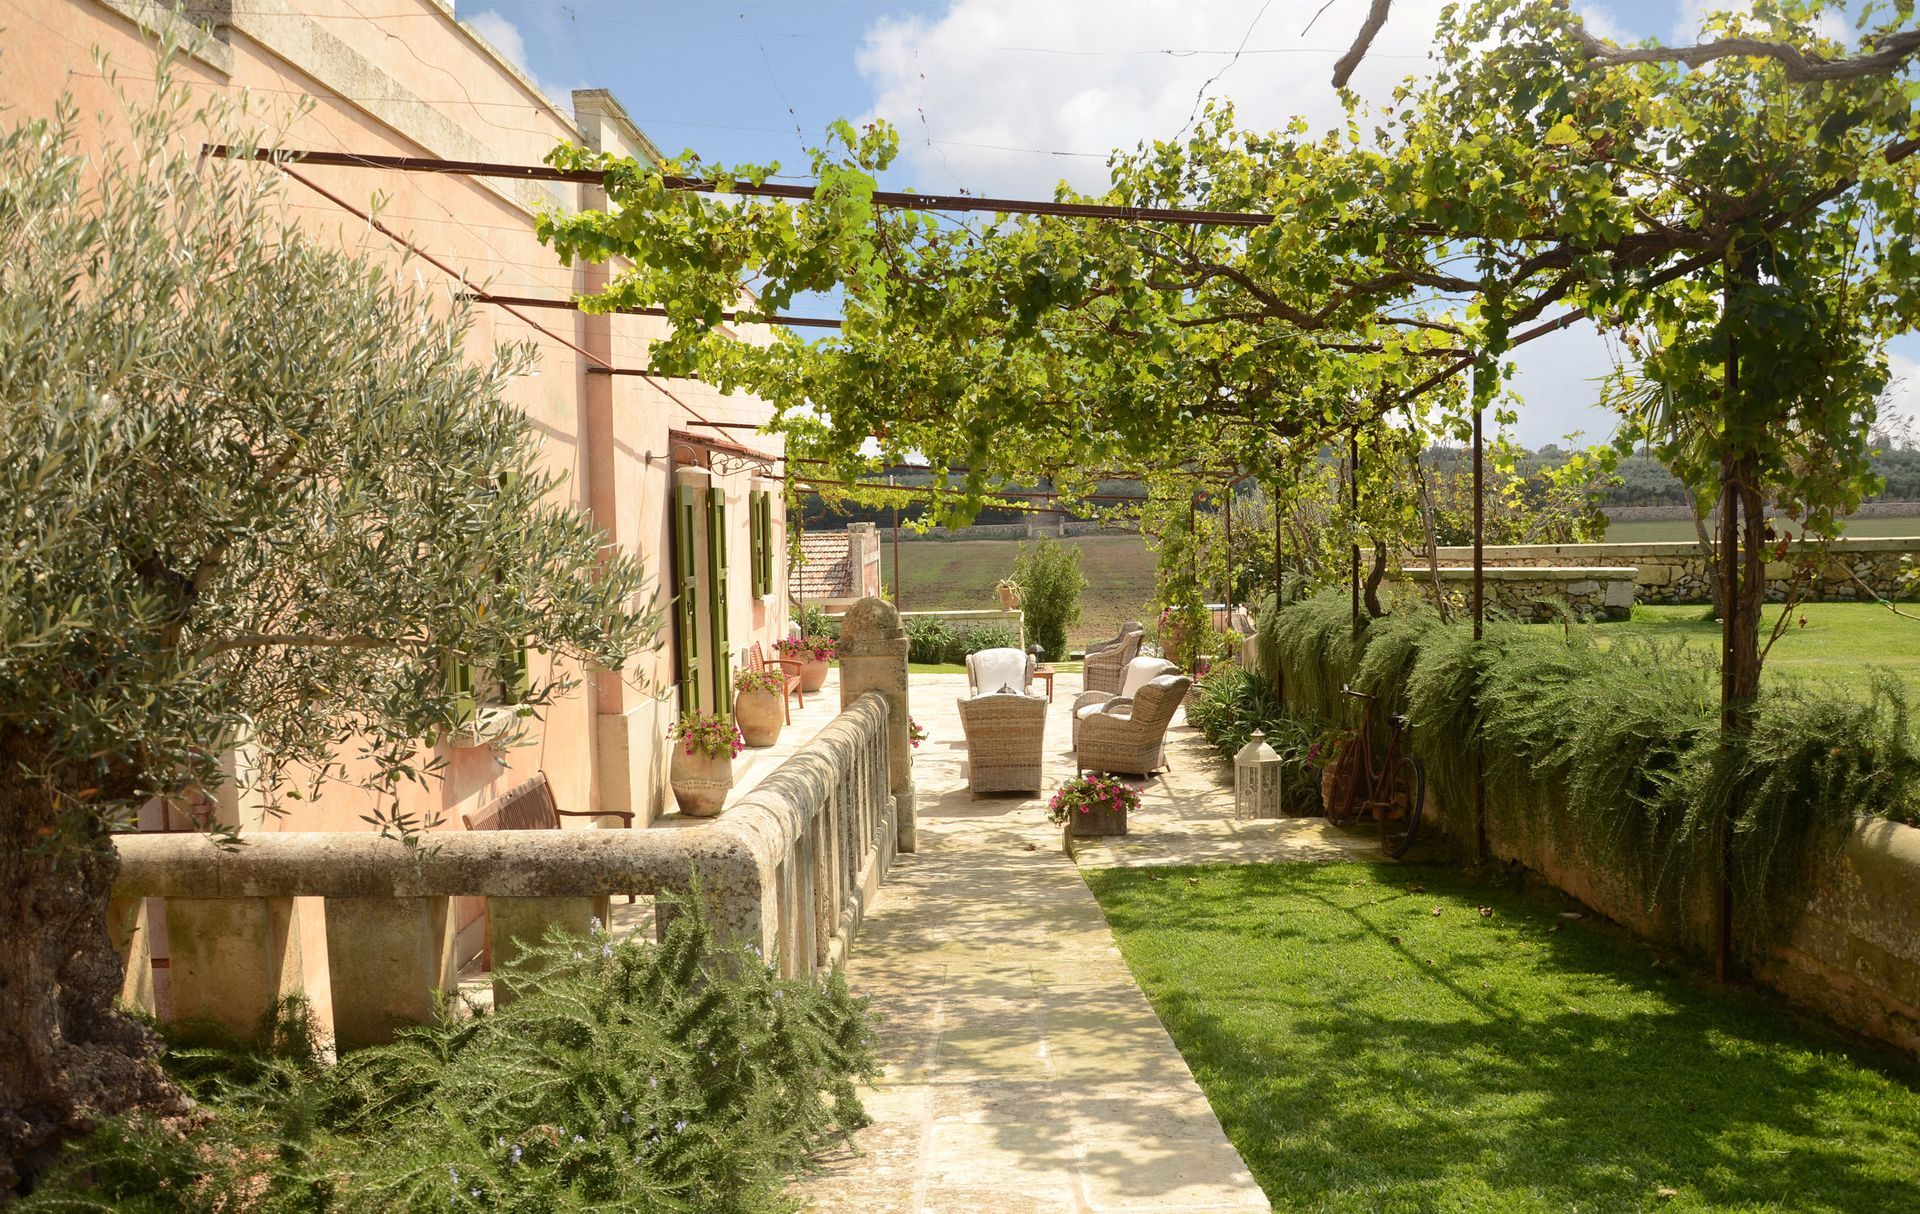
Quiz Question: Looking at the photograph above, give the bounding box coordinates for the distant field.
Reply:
[882,534,1156,648]
[1602,515,1920,544]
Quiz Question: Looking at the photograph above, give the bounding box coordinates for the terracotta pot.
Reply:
[996,583,1021,611]
[734,689,784,748]
[799,657,830,693]
[670,747,733,817]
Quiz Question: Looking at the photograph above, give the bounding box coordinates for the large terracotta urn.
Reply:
[670,748,733,817]
[799,657,830,693]
[734,689,785,748]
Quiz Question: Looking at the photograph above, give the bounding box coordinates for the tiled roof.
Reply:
[797,532,853,600]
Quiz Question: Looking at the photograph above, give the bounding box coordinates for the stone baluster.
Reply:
[324,897,456,1049]
[166,895,304,1041]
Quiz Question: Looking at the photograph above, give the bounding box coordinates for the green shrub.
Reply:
[799,603,838,640]
[1012,539,1087,661]
[1185,663,1330,813]
[1262,588,1920,959]
[904,618,1021,665]
[26,901,876,1213]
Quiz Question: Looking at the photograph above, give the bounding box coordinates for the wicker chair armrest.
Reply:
[1072,690,1114,713]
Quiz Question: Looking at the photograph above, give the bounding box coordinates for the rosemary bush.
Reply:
[26,901,876,1213]
[1256,590,1920,957]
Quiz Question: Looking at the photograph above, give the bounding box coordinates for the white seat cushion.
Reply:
[1119,657,1176,699]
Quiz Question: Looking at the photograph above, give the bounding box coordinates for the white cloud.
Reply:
[1882,352,1920,439]
[856,0,1460,196]
[462,9,580,107]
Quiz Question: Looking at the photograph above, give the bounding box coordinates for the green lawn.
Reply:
[1596,602,1920,700]
[882,534,1156,649]
[1602,515,1920,544]
[1085,862,1920,1213]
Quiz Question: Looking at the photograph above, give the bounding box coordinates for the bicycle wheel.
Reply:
[1321,741,1362,827]
[1381,754,1425,859]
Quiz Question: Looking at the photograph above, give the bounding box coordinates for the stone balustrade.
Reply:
[1400,565,1638,621]
[112,611,911,1049]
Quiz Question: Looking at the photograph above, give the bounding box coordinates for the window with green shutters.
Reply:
[673,483,701,713]
[749,489,774,598]
[706,487,732,715]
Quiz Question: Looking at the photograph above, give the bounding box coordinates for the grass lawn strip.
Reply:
[1084,861,1920,1213]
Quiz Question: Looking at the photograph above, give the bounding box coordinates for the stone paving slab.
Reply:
[794,672,1272,1214]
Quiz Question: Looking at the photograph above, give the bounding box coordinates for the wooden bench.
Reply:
[462,772,633,966]
[749,641,806,723]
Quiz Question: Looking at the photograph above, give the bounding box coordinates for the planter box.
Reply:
[1065,803,1128,837]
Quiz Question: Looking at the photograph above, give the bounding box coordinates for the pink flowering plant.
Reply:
[1047,774,1139,825]
[775,635,836,663]
[908,716,927,748]
[669,710,745,760]
[733,667,787,697]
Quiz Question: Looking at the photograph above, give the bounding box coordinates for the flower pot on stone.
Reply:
[1047,774,1140,840]
[670,747,733,816]
[668,711,743,817]
[778,636,836,693]
[995,579,1022,611]
[734,688,784,748]
[1067,801,1128,837]
[799,657,829,693]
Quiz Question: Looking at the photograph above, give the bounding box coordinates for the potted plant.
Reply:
[776,634,836,693]
[1048,773,1140,839]
[733,667,787,748]
[995,577,1023,611]
[668,711,743,817]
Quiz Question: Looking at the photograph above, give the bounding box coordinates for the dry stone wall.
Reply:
[1399,566,1637,622]
[1428,537,1920,605]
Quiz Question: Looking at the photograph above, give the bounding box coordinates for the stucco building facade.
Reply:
[1,0,792,970]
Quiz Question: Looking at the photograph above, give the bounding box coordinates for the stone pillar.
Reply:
[106,895,155,1016]
[324,897,456,1049]
[487,895,612,1006]
[166,896,302,1041]
[838,596,915,853]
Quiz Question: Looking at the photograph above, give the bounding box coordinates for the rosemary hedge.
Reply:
[1257,590,1920,956]
[25,901,876,1213]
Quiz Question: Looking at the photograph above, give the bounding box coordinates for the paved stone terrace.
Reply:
[794,670,1282,1214]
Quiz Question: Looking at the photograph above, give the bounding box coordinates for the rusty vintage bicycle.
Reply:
[1320,685,1426,859]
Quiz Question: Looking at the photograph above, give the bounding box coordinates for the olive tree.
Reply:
[0,80,653,1185]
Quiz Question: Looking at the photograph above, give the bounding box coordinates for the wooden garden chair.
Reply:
[749,641,806,723]
[461,772,634,966]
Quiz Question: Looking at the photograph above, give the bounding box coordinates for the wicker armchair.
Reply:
[1072,656,1176,747]
[1075,673,1191,778]
[966,646,1034,697]
[1081,623,1144,694]
[957,689,1048,793]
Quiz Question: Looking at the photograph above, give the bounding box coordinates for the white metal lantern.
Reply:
[1234,730,1284,819]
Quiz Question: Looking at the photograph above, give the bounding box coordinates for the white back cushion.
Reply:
[970,647,1028,694]
[1120,656,1176,699]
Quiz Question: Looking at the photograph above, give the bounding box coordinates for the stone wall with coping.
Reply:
[111,690,902,1048]
[1399,566,1638,622]
[1428,537,1920,605]
[1418,793,1920,1055]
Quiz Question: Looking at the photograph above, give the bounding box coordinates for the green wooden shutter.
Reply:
[707,487,732,715]
[444,652,476,726]
[747,491,763,599]
[496,639,530,705]
[674,484,701,712]
[759,491,775,597]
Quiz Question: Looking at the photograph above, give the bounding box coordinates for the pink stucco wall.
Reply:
[0,2,790,927]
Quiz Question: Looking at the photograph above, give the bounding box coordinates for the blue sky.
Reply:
[458,0,1919,447]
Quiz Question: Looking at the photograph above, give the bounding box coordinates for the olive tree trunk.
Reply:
[0,726,182,1193]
